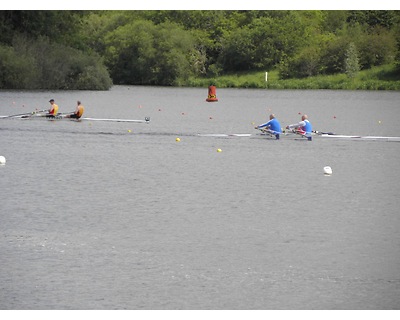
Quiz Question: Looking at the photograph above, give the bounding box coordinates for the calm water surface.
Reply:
[1,86,400,309]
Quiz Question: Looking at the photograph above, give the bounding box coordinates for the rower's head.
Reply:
[77,100,81,105]
[269,114,275,120]
[302,114,308,121]
[49,99,55,105]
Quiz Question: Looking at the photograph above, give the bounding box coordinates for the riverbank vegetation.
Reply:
[188,63,400,90]
[1,10,399,90]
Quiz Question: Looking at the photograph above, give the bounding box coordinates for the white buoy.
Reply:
[323,166,332,175]
[0,156,6,165]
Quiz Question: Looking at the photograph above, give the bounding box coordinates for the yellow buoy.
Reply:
[128,129,132,133]
[176,137,181,142]
[217,148,222,152]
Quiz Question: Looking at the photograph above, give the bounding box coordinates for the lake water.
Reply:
[1,86,400,310]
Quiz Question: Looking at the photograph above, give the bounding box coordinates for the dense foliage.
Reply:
[0,10,399,89]
[0,11,112,89]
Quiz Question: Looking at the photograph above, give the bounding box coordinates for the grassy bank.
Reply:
[186,64,400,90]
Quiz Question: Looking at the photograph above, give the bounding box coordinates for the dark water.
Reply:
[1,87,400,309]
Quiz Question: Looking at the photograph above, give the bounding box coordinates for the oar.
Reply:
[1,109,48,119]
[281,128,313,140]
[51,112,73,117]
[256,127,281,139]
[312,130,336,135]
[255,125,283,134]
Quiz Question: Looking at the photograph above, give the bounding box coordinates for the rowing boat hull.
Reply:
[81,117,150,123]
[258,132,400,142]
[1,114,150,123]
[258,132,311,140]
[319,135,400,142]
[197,133,252,137]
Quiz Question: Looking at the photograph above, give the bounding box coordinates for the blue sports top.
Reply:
[302,119,312,133]
[258,118,282,133]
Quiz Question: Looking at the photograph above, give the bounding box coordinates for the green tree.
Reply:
[1,34,112,90]
[319,36,348,74]
[279,47,322,79]
[344,42,360,78]
[219,26,255,72]
[219,12,310,73]
[0,45,37,88]
[0,11,84,47]
[104,20,200,85]
[2,10,399,88]
[322,11,348,34]
[357,26,397,69]
[347,10,397,29]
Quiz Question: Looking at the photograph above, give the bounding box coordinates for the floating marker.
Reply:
[206,85,218,102]
[176,137,181,142]
[127,129,132,133]
[0,156,6,165]
[217,148,222,152]
[323,166,332,175]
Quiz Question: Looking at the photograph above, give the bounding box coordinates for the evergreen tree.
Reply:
[345,42,360,78]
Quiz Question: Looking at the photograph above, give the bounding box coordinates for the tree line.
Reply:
[0,10,399,90]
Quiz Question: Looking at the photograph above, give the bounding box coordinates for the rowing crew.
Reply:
[255,113,313,141]
[47,99,84,119]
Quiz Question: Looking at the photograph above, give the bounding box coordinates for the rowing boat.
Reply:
[258,129,312,140]
[257,130,400,141]
[317,134,400,142]
[195,130,400,141]
[197,133,252,137]
[80,117,150,123]
[2,111,399,141]
[0,113,151,123]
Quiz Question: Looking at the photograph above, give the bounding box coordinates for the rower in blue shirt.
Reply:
[255,113,282,139]
[286,114,313,141]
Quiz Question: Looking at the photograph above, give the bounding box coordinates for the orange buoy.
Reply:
[206,85,218,102]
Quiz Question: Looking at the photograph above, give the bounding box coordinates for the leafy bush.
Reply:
[279,47,322,79]
[104,20,201,86]
[2,10,399,89]
[357,27,397,69]
[0,35,112,90]
[0,45,37,88]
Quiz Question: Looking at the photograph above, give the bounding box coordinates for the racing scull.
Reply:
[0,113,150,123]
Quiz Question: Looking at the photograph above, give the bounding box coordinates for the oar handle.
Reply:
[312,130,336,135]
[34,109,48,114]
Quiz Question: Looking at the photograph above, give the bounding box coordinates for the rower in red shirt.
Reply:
[47,99,59,117]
